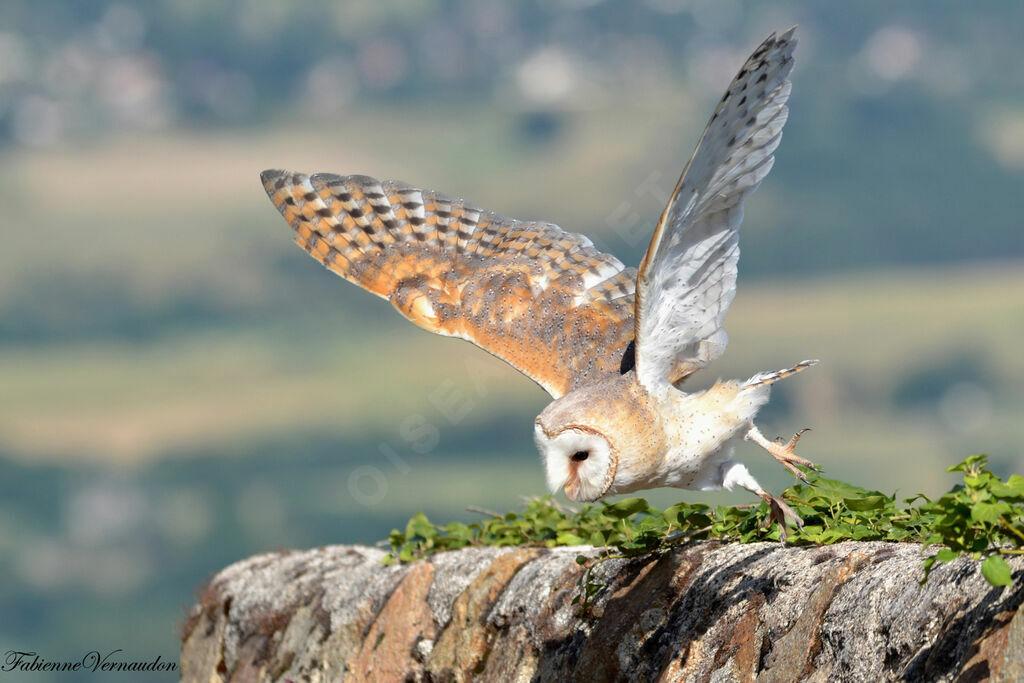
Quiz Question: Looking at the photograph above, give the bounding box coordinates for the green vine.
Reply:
[381,455,1024,588]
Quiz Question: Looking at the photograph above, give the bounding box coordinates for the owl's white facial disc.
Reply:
[533,423,615,502]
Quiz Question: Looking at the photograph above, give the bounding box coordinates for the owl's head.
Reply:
[533,421,617,502]
[533,376,662,502]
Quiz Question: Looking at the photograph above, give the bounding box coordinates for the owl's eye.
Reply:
[571,451,589,462]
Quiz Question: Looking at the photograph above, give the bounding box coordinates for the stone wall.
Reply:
[181,541,1024,681]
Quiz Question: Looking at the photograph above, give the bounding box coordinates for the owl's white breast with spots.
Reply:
[652,380,771,488]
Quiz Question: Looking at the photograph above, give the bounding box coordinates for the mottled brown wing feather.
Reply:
[261,170,636,398]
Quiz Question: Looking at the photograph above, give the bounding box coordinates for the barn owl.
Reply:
[261,28,816,536]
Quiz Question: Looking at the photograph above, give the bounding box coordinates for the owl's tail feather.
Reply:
[742,359,819,390]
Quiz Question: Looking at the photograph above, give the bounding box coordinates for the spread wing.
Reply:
[261,170,635,398]
[633,28,797,389]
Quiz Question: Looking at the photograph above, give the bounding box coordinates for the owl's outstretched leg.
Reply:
[720,461,803,542]
[745,423,819,484]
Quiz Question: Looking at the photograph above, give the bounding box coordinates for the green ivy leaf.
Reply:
[971,502,1011,524]
[981,555,1012,586]
[851,525,881,540]
[603,497,651,519]
[947,455,988,473]
[557,532,585,545]
[991,480,1024,500]
[405,512,434,540]
[844,495,889,511]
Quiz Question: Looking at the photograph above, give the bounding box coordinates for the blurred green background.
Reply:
[1,0,1023,676]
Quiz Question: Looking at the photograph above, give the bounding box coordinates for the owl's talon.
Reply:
[747,424,818,482]
[759,492,803,542]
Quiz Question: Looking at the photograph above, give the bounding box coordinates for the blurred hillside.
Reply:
[0,1,1023,678]
[2,1,1024,272]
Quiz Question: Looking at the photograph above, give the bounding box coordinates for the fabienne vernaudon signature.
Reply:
[3,650,177,674]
